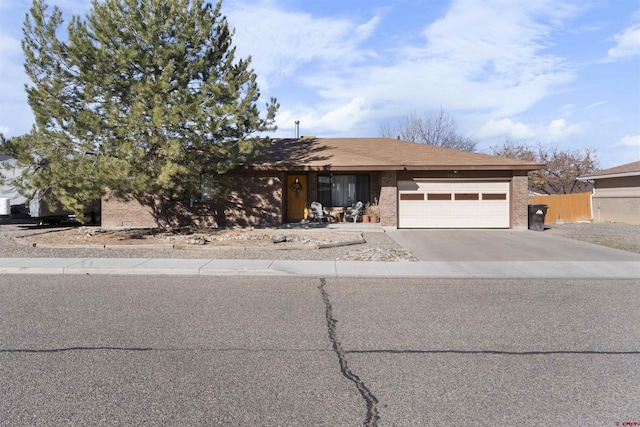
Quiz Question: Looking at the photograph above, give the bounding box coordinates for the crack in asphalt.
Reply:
[0,346,153,353]
[5,347,636,357]
[318,278,379,427]
[345,349,640,355]
[0,347,331,353]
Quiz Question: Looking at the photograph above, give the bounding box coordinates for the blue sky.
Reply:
[1,0,639,168]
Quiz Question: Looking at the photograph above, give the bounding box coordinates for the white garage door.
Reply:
[398,181,510,228]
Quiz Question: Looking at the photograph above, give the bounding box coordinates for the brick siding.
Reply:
[378,170,397,227]
[101,195,157,228]
[223,173,283,227]
[512,173,529,229]
[101,172,284,229]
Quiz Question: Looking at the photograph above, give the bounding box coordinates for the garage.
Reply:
[398,180,510,228]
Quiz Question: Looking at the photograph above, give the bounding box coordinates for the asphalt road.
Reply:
[1,275,639,426]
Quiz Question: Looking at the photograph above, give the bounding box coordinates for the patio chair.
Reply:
[310,201,329,223]
[343,201,364,223]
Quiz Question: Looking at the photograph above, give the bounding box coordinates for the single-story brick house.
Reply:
[578,160,640,224]
[101,137,544,229]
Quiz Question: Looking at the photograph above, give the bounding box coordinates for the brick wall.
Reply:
[223,173,283,227]
[101,195,157,228]
[101,172,284,229]
[512,173,529,229]
[378,170,397,227]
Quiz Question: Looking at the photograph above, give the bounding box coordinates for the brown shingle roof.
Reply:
[580,160,640,179]
[250,138,543,171]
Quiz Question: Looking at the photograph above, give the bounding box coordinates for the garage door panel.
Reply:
[398,202,427,228]
[481,217,509,227]
[424,182,452,192]
[453,216,480,227]
[453,182,482,192]
[398,180,510,229]
[425,203,454,216]
[452,201,479,213]
[426,217,456,227]
[401,218,426,227]
[399,204,427,216]
[480,182,508,192]
[480,203,507,215]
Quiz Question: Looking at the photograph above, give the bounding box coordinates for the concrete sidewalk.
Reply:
[1,257,639,278]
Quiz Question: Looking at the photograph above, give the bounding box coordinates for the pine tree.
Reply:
[17,0,278,223]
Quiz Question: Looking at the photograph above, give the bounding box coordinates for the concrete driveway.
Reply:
[386,229,640,262]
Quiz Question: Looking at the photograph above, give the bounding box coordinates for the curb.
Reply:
[1,259,639,278]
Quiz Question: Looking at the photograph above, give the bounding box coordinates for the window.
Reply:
[455,193,479,200]
[482,193,507,200]
[318,174,369,207]
[401,193,425,201]
[427,193,451,200]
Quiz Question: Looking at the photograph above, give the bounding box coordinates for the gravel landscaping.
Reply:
[1,221,639,261]
[544,222,640,254]
[0,223,418,262]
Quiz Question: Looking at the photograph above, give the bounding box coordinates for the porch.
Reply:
[278,221,384,231]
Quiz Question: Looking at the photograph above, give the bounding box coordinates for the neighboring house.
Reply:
[0,154,99,222]
[101,137,543,230]
[0,155,29,214]
[578,160,640,224]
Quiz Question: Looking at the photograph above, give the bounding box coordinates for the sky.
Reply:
[0,0,639,169]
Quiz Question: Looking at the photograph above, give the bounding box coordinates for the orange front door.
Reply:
[286,175,307,221]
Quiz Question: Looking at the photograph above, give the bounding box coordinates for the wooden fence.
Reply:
[528,192,592,224]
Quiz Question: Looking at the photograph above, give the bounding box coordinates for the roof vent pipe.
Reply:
[295,120,300,139]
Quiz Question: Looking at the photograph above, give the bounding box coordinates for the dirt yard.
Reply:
[19,226,364,248]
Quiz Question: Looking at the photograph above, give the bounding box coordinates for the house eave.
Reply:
[402,164,544,171]
[578,171,640,181]
[239,164,400,172]
[241,163,544,172]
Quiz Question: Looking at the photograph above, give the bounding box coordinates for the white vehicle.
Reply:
[1,154,99,224]
[0,154,29,220]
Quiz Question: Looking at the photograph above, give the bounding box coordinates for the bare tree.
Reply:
[379,108,477,152]
[491,141,599,194]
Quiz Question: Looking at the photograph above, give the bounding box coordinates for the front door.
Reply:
[286,174,307,221]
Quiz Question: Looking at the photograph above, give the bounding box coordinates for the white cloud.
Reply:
[607,20,640,60]
[474,116,583,143]
[476,118,535,139]
[290,0,579,122]
[354,14,382,41]
[548,118,581,141]
[276,97,371,135]
[226,3,380,90]
[0,0,603,143]
[618,135,640,146]
[586,101,605,109]
[0,125,9,134]
[225,0,583,134]
[320,97,371,132]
